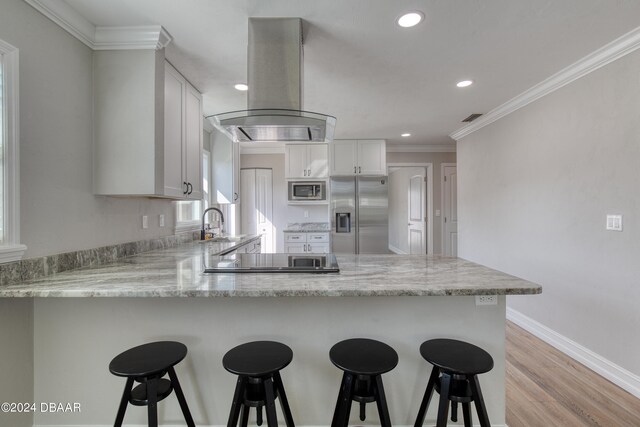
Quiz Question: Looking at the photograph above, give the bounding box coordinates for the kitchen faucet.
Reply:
[201,207,225,240]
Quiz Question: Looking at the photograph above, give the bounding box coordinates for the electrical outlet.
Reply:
[435,209,441,217]
[304,210,309,218]
[159,214,165,227]
[606,214,622,231]
[475,295,497,306]
[142,215,148,229]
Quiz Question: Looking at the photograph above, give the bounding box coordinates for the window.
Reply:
[175,149,210,232]
[0,39,25,262]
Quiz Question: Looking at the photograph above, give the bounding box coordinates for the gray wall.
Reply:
[240,153,328,253]
[457,48,640,375]
[0,0,175,259]
[387,151,456,254]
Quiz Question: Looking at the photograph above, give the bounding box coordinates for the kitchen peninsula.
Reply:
[0,240,540,427]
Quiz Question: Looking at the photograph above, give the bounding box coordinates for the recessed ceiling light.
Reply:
[397,12,424,28]
[456,80,473,88]
[401,133,411,137]
[234,83,248,91]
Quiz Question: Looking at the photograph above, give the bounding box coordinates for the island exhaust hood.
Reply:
[207,18,336,143]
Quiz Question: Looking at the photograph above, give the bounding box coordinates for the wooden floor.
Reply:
[506,321,640,427]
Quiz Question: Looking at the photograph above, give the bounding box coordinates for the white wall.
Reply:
[0,0,175,259]
[387,151,456,254]
[457,48,640,376]
[241,154,328,253]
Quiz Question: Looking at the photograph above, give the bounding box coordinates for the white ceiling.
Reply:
[63,0,640,146]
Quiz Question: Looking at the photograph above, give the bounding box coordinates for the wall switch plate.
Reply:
[435,209,441,217]
[475,295,497,306]
[304,210,309,218]
[606,214,623,231]
[142,215,148,229]
[159,214,165,227]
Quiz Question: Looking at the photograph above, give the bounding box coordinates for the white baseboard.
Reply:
[388,244,408,254]
[507,307,640,399]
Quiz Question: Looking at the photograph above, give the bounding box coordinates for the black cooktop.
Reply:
[204,253,340,273]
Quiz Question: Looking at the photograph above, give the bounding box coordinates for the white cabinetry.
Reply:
[211,129,240,203]
[284,232,330,253]
[93,49,203,198]
[285,144,328,179]
[330,140,386,176]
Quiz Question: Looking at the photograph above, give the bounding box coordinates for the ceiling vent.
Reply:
[462,113,483,123]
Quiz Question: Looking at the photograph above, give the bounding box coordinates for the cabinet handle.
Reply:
[187,182,193,195]
[359,166,362,174]
[303,169,307,177]
[183,182,188,194]
[354,166,356,174]
[234,192,239,201]
[308,169,311,176]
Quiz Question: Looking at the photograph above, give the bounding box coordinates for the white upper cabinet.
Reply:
[93,49,203,199]
[211,128,240,204]
[330,140,386,176]
[285,144,328,179]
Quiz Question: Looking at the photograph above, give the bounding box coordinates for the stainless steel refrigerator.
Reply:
[331,176,388,254]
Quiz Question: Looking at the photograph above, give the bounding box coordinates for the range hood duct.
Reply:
[207,18,336,143]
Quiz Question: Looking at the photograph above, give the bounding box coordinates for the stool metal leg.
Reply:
[359,401,366,421]
[469,375,491,427]
[168,367,196,427]
[373,375,392,427]
[436,373,452,427]
[263,377,279,427]
[414,366,439,427]
[462,402,472,427]
[332,372,354,427]
[451,401,458,422]
[239,404,250,427]
[146,377,159,427]
[257,405,263,426]
[114,377,134,427]
[227,376,247,427]
[274,371,295,427]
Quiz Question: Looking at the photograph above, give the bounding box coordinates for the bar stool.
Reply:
[223,341,295,427]
[329,338,398,427]
[109,341,195,427]
[414,338,494,427]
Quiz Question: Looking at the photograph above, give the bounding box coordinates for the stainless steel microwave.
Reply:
[288,181,327,202]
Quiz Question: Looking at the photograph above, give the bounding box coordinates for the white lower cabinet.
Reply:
[284,232,330,253]
[229,239,262,255]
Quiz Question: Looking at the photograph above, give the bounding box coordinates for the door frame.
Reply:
[441,163,456,256]
[387,163,433,254]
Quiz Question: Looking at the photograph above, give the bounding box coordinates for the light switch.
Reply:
[159,214,165,227]
[435,209,441,217]
[142,215,148,229]
[304,210,309,218]
[606,214,622,231]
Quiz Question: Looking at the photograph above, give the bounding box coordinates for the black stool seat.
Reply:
[414,339,494,427]
[223,341,293,376]
[224,341,295,427]
[419,339,493,375]
[330,338,398,375]
[110,341,187,377]
[109,341,195,427]
[330,338,397,427]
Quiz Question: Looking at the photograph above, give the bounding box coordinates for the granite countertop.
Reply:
[283,222,330,233]
[0,241,541,297]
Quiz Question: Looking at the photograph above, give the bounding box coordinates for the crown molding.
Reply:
[387,144,456,153]
[450,25,640,141]
[24,0,172,50]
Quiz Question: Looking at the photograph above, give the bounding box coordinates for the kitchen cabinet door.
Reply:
[184,83,203,199]
[285,145,308,178]
[331,140,357,176]
[357,140,386,175]
[163,63,186,197]
[307,144,328,178]
[308,243,330,253]
[284,243,306,253]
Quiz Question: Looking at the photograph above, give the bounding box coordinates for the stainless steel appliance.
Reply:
[331,176,388,254]
[204,253,339,273]
[288,181,327,202]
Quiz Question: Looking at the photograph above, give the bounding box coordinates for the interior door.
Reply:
[408,172,427,254]
[443,165,458,256]
[255,169,274,252]
[240,169,257,240]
